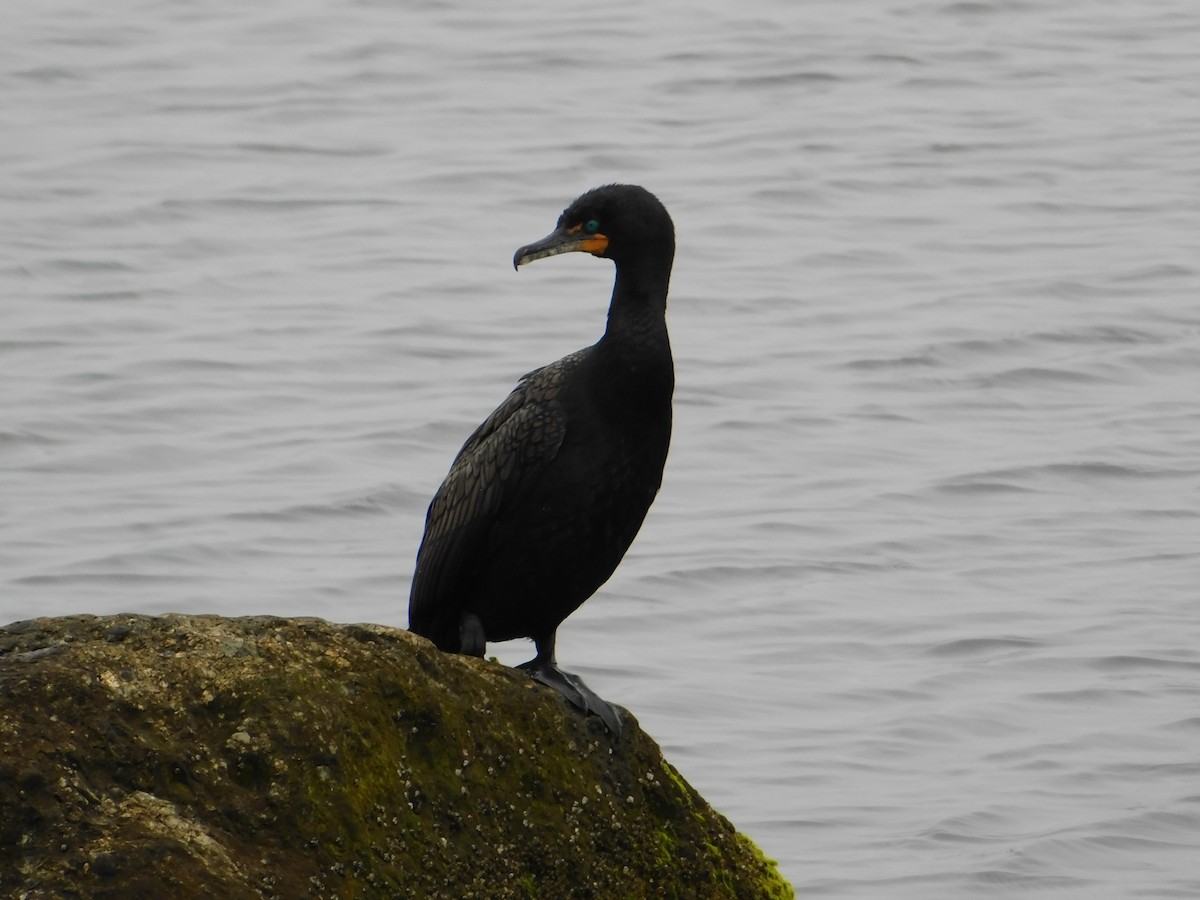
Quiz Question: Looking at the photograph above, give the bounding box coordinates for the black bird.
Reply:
[408,184,675,734]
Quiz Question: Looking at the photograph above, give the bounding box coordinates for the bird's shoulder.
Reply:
[422,349,590,542]
[452,348,588,463]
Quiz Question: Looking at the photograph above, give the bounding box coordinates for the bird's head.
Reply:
[513,184,674,271]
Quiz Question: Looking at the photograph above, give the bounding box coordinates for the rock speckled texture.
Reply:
[0,614,792,899]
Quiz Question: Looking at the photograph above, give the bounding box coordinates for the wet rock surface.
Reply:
[0,614,792,899]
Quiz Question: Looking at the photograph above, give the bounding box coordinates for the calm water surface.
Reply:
[4,1,1200,895]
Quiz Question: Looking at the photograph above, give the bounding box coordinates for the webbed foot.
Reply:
[517,658,622,736]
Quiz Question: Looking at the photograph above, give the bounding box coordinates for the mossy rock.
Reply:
[0,614,793,899]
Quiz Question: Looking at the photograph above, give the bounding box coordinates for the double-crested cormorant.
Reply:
[408,184,675,734]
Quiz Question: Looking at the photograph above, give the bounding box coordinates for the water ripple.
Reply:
[4,0,1200,894]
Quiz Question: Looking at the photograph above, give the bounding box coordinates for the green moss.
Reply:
[733,835,796,900]
[655,827,677,867]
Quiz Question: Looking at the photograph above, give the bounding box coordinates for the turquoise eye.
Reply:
[584,219,600,234]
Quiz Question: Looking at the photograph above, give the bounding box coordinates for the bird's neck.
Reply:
[599,258,672,355]
[594,258,675,419]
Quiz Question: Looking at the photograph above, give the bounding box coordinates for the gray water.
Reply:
[4,0,1200,895]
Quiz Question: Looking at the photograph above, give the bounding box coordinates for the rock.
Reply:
[0,614,793,899]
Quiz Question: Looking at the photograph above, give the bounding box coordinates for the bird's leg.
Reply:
[517,633,622,735]
[458,613,486,657]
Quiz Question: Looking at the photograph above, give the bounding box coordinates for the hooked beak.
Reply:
[513,225,609,270]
